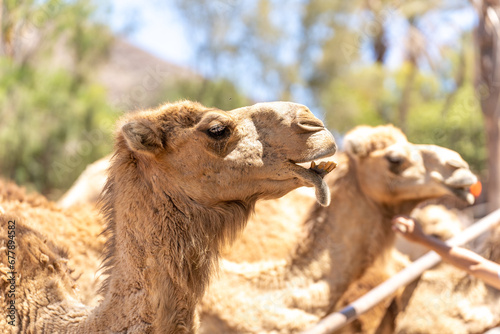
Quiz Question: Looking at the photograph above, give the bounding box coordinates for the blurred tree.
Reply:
[320,59,485,173]
[406,83,486,174]
[0,0,118,198]
[172,0,361,104]
[473,0,500,212]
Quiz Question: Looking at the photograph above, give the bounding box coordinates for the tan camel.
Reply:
[198,125,478,333]
[0,100,337,333]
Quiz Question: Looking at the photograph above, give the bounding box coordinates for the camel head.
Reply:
[343,125,477,206]
[119,100,337,206]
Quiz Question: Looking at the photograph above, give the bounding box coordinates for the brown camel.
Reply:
[198,125,478,333]
[0,100,337,333]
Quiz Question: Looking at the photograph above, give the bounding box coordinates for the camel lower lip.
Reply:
[289,162,333,207]
[294,160,337,178]
[450,187,475,205]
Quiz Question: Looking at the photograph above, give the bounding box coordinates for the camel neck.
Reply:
[283,161,398,314]
[81,151,252,333]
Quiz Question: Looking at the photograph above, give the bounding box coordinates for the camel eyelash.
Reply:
[205,123,231,140]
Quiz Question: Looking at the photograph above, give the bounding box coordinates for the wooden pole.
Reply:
[300,208,500,334]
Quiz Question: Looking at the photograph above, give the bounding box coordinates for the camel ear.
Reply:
[122,120,163,154]
[343,136,368,158]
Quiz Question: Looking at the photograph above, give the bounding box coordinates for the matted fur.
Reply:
[0,179,106,306]
[0,178,55,208]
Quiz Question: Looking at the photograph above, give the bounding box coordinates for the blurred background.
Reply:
[1,0,498,213]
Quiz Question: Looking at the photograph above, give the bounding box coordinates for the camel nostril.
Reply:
[295,107,325,131]
[297,121,325,132]
[296,110,325,132]
[447,159,468,169]
[445,169,478,188]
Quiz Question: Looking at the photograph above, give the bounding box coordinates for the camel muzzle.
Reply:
[444,168,478,205]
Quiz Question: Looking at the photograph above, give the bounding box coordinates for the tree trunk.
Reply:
[474,0,500,212]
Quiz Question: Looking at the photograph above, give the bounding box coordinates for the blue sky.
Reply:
[109,0,192,66]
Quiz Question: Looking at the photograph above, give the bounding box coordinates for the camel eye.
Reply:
[206,124,230,140]
[386,155,403,165]
[386,155,404,174]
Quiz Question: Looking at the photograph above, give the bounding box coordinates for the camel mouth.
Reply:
[448,186,475,205]
[290,159,337,207]
[309,160,338,177]
[443,170,477,205]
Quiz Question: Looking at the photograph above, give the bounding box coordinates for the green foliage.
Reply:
[0,0,118,197]
[322,65,391,132]
[406,84,486,174]
[322,63,440,130]
[0,58,118,197]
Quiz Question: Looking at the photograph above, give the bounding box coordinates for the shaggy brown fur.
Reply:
[0,206,89,333]
[0,100,336,333]
[0,179,106,306]
[199,125,478,333]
